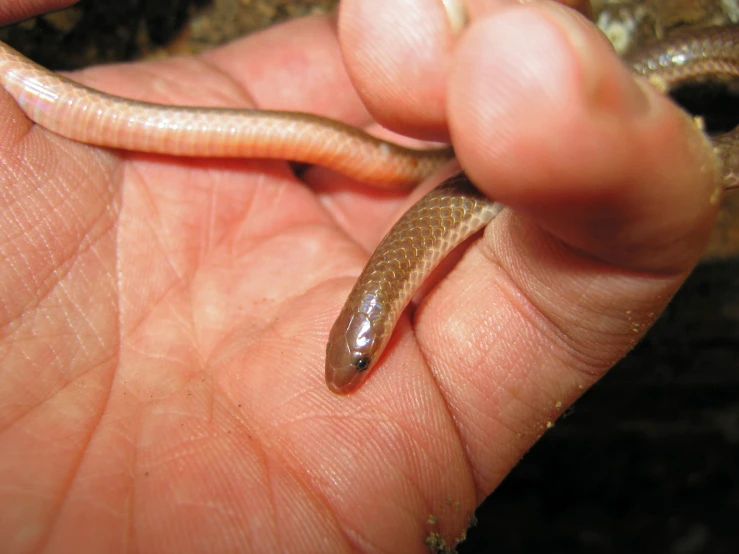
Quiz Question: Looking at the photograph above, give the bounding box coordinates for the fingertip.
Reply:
[448,3,632,194]
[447,3,720,273]
[336,0,595,142]
[338,0,458,139]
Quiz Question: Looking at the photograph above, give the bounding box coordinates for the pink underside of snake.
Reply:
[0,25,738,394]
[0,41,451,188]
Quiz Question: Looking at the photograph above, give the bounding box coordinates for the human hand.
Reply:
[0,1,721,552]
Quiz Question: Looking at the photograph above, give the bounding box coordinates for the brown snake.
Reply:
[0,24,737,394]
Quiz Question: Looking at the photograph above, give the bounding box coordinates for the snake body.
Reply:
[326,25,739,393]
[0,25,737,394]
[0,42,452,188]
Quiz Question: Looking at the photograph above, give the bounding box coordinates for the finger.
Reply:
[339,0,486,140]
[411,3,720,496]
[337,0,592,140]
[449,3,720,273]
[0,0,77,24]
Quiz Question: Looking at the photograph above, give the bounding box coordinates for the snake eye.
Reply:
[354,357,370,371]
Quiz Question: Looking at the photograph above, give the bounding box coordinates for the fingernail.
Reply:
[440,0,468,36]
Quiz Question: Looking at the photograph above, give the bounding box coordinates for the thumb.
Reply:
[448,3,720,273]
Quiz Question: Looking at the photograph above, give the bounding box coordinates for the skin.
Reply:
[0,0,722,552]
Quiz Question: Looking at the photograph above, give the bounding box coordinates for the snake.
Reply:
[0,21,737,394]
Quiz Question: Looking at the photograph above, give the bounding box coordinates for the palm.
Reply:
[0,21,476,553]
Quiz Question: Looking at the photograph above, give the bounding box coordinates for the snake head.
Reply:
[325,307,377,394]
